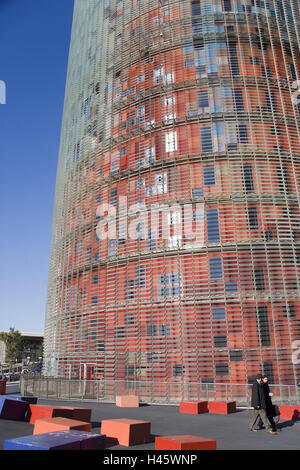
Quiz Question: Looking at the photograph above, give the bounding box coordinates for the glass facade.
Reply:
[44,0,300,396]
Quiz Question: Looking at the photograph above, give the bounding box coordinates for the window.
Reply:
[192,188,203,197]
[234,89,244,111]
[207,209,220,242]
[165,131,177,152]
[289,63,297,80]
[283,304,296,318]
[228,42,240,76]
[198,91,209,108]
[173,364,185,377]
[110,187,117,205]
[202,378,215,390]
[262,66,272,77]
[265,90,277,112]
[238,124,248,143]
[125,365,134,377]
[225,282,237,292]
[158,273,182,296]
[92,296,98,305]
[214,335,227,348]
[243,165,254,192]
[209,258,223,279]
[230,350,243,361]
[93,275,99,285]
[201,127,213,152]
[223,0,231,11]
[191,1,201,16]
[248,206,259,230]
[277,166,290,193]
[147,325,158,336]
[257,306,270,346]
[254,268,265,291]
[135,265,146,287]
[154,67,164,84]
[216,363,229,376]
[159,324,170,336]
[125,279,135,300]
[203,166,215,185]
[125,313,135,325]
[250,57,260,65]
[263,362,274,384]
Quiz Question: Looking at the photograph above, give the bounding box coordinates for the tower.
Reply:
[44,0,300,401]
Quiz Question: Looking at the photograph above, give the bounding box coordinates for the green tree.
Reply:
[0,328,24,365]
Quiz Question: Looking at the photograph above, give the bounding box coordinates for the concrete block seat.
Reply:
[33,417,92,435]
[179,401,209,414]
[208,401,236,415]
[3,430,106,450]
[155,435,217,450]
[116,395,139,408]
[279,405,300,421]
[101,418,150,446]
[26,404,89,424]
[0,397,28,421]
[6,395,38,405]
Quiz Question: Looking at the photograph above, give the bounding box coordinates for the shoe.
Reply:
[267,430,276,434]
[249,428,258,432]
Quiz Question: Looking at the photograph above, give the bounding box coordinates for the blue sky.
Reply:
[0,0,74,333]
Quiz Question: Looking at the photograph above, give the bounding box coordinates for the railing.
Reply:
[20,376,300,406]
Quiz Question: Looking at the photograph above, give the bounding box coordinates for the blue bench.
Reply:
[6,395,38,405]
[3,430,106,450]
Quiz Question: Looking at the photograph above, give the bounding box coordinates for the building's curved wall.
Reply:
[44,0,300,392]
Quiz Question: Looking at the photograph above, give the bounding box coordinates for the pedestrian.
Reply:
[256,375,277,432]
[248,374,276,434]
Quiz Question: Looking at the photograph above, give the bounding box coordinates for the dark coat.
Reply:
[251,381,266,409]
[263,383,275,415]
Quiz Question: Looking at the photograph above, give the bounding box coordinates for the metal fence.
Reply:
[20,376,300,406]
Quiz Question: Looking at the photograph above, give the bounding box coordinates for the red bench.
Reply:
[279,405,300,421]
[155,435,217,450]
[208,401,236,414]
[179,401,208,414]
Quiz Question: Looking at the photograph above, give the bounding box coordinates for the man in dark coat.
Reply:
[256,375,277,431]
[248,374,276,434]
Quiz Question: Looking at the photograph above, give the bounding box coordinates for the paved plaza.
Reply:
[0,395,299,450]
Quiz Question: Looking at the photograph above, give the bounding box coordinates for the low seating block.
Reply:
[6,395,38,405]
[3,430,106,450]
[279,405,300,421]
[208,401,236,415]
[33,417,92,435]
[179,401,208,414]
[101,418,150,446]
[0,397,28,421]
[116,395,139,408]
[155,435,217,450]
[26,404,77,424]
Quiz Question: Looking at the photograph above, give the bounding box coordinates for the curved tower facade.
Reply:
[44,0,300,400]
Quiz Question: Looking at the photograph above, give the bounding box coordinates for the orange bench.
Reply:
[179,401,208,414]
[27,405,80,424]
[116,395,139,408]
[33,417,92,435]
[101,418,150,446]
[208,401,236,414]
[155,435,217,450]
[279,405,300,421]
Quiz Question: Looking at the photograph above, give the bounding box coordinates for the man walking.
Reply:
[249,374,276,434]
[256,375,277,432]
